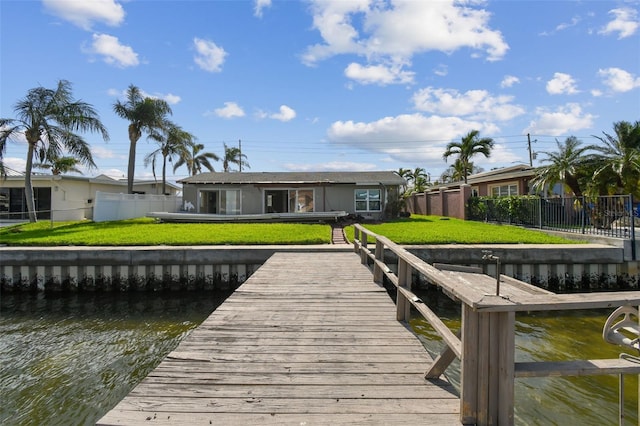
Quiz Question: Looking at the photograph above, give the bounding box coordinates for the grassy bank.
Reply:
[0,218,330,246]
[346,215,580,245]
[0,215,579,246]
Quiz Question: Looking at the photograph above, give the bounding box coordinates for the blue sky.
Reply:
[1,0,639,183]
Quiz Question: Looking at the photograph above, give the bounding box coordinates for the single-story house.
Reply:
[0,174,180,221]
[178,171,406,221]
[435,164,537,197]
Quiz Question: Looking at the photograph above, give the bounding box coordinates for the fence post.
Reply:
[630,195,636,261]
[396,258,411,322]
[538,197,543,229]
[373,239,385,284]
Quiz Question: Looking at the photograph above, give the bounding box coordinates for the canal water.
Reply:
[0,291,231,426]
[411,287,639,425]
[1,288,638,425]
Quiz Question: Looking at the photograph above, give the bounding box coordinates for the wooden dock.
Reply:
[98,252,460,425]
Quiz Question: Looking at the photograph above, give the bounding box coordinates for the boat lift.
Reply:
[603,306,640,425]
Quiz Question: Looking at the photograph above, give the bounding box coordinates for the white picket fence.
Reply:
[93,191,182,222]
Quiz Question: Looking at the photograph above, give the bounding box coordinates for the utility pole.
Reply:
[239,139,242,172]
[527,133,533,167]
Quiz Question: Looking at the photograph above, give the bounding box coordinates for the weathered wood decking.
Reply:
[98,252,460,425]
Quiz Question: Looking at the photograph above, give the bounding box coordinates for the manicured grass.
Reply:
[0,218,331,246]
[345,215,581,245]
[0,215,581,246]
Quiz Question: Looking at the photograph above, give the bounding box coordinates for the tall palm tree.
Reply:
[113,85,172,194]
[222,142,250,172]
[0,80,108,222]
[34,155,83,175]
[590,121,640,198]
[145,124,195,195]
[443,130,494,184]
[173,143,220,176]
[530,136,591,197]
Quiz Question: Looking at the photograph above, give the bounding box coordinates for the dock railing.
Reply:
[353,223,640,425]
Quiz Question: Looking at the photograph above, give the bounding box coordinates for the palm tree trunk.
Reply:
[161,155,167,195]
[127,126,140,194]
[24,142,38,222]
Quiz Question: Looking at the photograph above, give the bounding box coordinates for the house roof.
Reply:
[179,171,406,186]
[0,174,181,190]
[435,164,536,189]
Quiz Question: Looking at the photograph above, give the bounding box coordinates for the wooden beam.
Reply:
[515,358,640,378]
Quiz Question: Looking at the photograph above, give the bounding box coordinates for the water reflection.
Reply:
[0,291,230,426]
[411,287,639,425]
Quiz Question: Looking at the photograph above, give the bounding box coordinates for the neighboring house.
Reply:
[436,164,536,197]
[0,174,180,221]
[179,171,406,221]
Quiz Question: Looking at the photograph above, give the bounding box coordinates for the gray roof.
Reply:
[179,171,406,185]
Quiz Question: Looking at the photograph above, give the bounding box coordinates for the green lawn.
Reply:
[0,215,580,246]
[346,215,580,245]
[0,218,331,246]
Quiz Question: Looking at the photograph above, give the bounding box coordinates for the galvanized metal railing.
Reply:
[468,194,636,257]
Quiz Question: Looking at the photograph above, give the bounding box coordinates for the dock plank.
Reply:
[97,252,461,425]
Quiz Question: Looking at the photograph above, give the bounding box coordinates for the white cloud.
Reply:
[599,8,639,39]
[43,0,125,30]
[500,75,520,88]
[412,87,525,121]
[524,103,595,135]
[85,33,139,68]
[598,67,640,92]
[344,62,414,85]
[1,157,27,175]
[326,113,500,165]
[254,0,272,18]
[433,64,448,77]
[555,16,580,32]
[92,146,124,160]
[107,87,181,105]
[212,102,246,119]
[546,72,579,95]
[283,161,378,172]
[269,105,296,122]
[302,0,508,68]
[193,38,227,72]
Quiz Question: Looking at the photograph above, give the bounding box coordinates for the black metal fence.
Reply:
[467,194,638,242]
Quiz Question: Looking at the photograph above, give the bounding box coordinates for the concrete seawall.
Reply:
[1,244,638,292]
[0,245,351,292]
[405,244,639,289]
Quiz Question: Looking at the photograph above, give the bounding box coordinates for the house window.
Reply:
[265,189,314,213]
[199,189,241,214]
[490,184,518,197]
[289,189,314,212]
[0,187,51,220]
[355,189,381,212]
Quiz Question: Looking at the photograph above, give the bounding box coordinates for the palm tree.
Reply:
[590,121,640,198]
[443,130,494,184]
[0,80,108,222]
[35,156,83,175]
[113,85,172,194]
[440,159,471,183]
[530,136,591,197]
[396,167,412,196]
[222,142,250,172]
[408,167,430,193]
[145,124,195,194]
[173,143,220,176]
